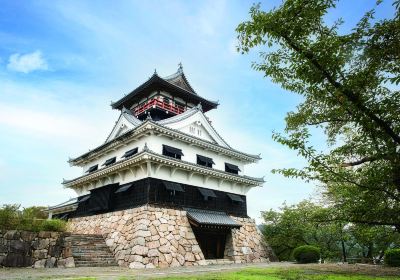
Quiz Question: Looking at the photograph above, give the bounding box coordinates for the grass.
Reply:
[148,267,400,280]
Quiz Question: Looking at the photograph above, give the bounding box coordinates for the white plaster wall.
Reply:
[74,133,254,196]
[82,134,245,176]
[81,137,148,175]
[145,134,245,171]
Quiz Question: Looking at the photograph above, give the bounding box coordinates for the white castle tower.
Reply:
[48,65,275,267]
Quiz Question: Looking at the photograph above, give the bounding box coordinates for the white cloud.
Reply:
[7,50,48,73]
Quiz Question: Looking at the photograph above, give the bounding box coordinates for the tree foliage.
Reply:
[262,200,400,262]
[237,0,400,229]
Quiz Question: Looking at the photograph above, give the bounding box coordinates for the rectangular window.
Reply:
[225,163,241,174]
[164,181,185,196]
[86,164,98,173]
[227,193,244,204]
[102,157,116,167]
[197,155,214,168]
[162,145,184,160]
[198,187,217,201]
[122,147,138,158]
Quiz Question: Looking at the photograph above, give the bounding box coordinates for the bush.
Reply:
[40,219,67,232]
[385,249,400,267]
[293,245,320,263]
[0,204,66,232]
[0,204,20,230]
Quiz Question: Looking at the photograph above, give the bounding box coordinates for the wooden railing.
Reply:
[133,98,186,116]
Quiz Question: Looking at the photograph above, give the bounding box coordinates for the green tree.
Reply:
[347,224,400,261]
[262,200,400,262]
[237,0,400,229]
[262,200,344,261]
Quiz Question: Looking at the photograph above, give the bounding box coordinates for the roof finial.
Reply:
[143,142,149,152]
[178,62,183,73]
[154,69,158,75]
[146,112,153,121]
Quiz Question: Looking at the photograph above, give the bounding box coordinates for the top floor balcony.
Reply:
[133,97,187,118]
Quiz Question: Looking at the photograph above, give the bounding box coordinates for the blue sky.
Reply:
[0,0,395,222]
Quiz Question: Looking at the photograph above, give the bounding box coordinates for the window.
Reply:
[197,129,202,137]
[122,147,138,158]
[162,145,184,160]
[102,157,116,167]
[164,181,185,196]
[225,163,241,174]
[198,187,217,201]
[197,155,214,168]
[115,183,134,193]
[190,126,195,134]
[227,193,244,204]
[86,164,98,173]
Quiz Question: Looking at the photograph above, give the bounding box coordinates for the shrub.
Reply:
[0,204,20,230]
[293,245,320,263]
[385,249,400,267]
[40,219,67,232]
[0,204,66,232]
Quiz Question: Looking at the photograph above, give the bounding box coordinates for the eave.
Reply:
[111,74,218,112]
[46,203,78,215]
[63,149,264,189]
[69,121,261,166]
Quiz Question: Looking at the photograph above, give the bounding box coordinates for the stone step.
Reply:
[68,234,117,267]
[74,262,118,265]
[73,262,119,267]
[74,258,116,262]
[205,259,234,265]
[72,246,111,250]
[73,255,116,259]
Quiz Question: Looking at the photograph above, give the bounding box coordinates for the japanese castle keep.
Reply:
[48,65,276,268]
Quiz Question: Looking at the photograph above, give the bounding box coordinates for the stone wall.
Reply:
[0,230,74,268]
[68,205,276,268]
[225,217,277,263]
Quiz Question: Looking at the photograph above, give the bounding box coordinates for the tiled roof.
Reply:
[184,208,241,228]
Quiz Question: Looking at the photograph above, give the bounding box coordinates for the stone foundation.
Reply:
[68,205,276,268]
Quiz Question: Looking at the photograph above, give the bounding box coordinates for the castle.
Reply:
[48,65,275,268]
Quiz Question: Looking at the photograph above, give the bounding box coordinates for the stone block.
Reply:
[34,259,46,268]
[20,231,37,242]
[2,253,32,267]
[4,230,20,240]
[131,245,148,256]
[9,240,30,254]
[147,240,160,249]
[129,261,145,269]
[158,245,169,254]
[45,257,56,268]
[48,245,62,257]
[133,237,146,246]
[64,257,75,268]
[147,249,159,257]
[146,263,155,268]
[38,231,51,238]
[192,245,202,254]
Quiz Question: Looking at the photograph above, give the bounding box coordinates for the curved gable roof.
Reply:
[157,106,230,148]
[105,108,142,143]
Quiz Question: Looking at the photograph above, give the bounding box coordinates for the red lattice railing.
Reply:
[133,98,186,116]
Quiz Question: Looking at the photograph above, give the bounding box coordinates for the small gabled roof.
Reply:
[185,208,241,228]
[111,66,218,112]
